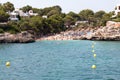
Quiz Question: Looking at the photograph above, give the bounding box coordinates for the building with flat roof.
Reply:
[115,4,120,15]
[113,4,120,17]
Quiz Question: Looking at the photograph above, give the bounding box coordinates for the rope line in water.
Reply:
[91,41,96,69]
[91,41,97,80]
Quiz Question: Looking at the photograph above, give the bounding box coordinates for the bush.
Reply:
[0,10,9,22]
[0,28,4,33]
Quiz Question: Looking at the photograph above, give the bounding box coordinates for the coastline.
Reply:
[36,27,98,41]
[36,21,120,41]
[1,21,120,43]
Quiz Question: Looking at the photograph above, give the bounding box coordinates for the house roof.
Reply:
[10,12,18,15]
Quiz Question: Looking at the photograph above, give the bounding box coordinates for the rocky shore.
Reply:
[81,21,120,40]
[1,21,120,42]
[37,21,120,41]
[36,27,97,40]
[0,31,35,43]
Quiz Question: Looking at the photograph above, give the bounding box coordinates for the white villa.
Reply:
[8,8,38,21]
[9,12,19,21]
[113,4,120,17]
[28,10,38,16]
[115,4,120,15]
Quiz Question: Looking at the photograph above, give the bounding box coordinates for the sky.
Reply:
[0,0,119,13]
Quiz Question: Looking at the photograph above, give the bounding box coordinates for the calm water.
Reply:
[0,40,120,80]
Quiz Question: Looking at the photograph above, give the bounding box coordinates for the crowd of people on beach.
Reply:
[37,28,93,40]
[37,31,81,40]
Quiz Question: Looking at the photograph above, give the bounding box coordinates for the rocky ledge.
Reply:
[0,31,35,43]
[81,21,120,41]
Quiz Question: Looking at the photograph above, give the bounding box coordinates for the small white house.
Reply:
[29,10,38,16]
[75,21,88,26]
[14,8,25,17]
[42,15,47,18]
[9,12,19,21]
[115,4,120,15]
[113,4,120,17]
[8,9,39,21]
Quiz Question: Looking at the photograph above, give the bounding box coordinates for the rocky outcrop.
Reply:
[36,21,120,41]
[0,31,35,43]
[81,21,120,41]
[106,21,120,28]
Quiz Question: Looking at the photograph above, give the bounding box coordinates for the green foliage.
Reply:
[0,28,4,33]
[3,2,14,12]
[52,5,62,14]
[6,21,20,34]
[20,5,32,12]
[0,10,9,22]
[102,13,111,26]
[112,18,120,22]
[32,8,40,13]
[38,9,44,16]
[0,21,20,34]
[0,2,114,35]
[47,10,60,17]
[29,16,43,32]
[64,15,75,25]
[93,10,106,26]
[38,5,62,17]
[79,9,94,20]
[109,11,115,16]
[0,4,4,10]
[94,10,106,18]
[67,11,80,21]
[41,18,53,34]
[112,12,120,22]
[15,15,65,35]
[19,21,31,30]
[49,14,65,33]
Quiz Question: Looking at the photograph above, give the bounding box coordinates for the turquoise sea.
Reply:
[0,40,120,80]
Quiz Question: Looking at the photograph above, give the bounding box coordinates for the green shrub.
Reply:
[0,28,4,33]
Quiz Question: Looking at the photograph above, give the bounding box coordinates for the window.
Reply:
[119,6,120,10]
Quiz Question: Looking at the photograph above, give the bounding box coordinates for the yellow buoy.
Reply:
[91,65,96,69]
[92,45,94,48]
[6,61,10,67]
[92,50,95,53]
[93,54,97,58]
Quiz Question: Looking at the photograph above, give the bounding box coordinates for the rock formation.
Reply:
[81,21,120,41]
[0,31,35,43]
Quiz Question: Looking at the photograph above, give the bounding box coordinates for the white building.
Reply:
[75,21,88,26]
[8,12,19,21]
[8,9,38,21]
[113,4,120,17]
[14,8,25,17]
[42,15,47,18]
[29,10,38,16]
[115,4,120,15]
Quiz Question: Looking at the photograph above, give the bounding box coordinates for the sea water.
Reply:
[0,40,120,80]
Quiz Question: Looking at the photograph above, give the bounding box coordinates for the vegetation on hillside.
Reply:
[0,2,116,35]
